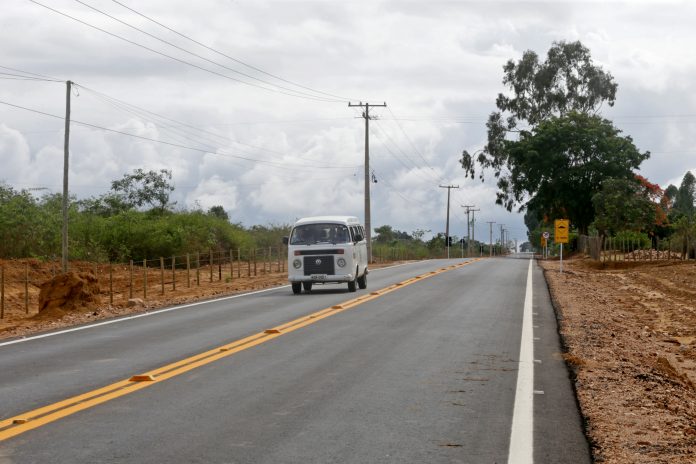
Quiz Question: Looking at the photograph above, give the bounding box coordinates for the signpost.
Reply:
[554,219,569,273]
[541,231,550,259]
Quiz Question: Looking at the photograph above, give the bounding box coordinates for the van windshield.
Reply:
[290,223,351,245]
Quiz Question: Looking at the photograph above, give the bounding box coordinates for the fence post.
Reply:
[218,254,222,281]
[237,248,241,278]
[277,247,281,273]
[186,254,190,288]
[248,250,251,277]
[1,265,4,319]
[253,249,257,276]
[109,263,113,305]
[172,256,176,291]
[160,257,165,295]
[143,258,148,300]
[196,252,200,286]
[229,249,234,280]
[209,249,213,283]
[129,260,133,299]
[25,261,29,314]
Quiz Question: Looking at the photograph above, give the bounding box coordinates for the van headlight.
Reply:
[293,259,302,269]
[337,258,346,268]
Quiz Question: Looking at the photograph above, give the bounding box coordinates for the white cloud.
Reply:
[3,0,696,244]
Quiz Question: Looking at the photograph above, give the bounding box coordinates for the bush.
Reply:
[612,230,650,251]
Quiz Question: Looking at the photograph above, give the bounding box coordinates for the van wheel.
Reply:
[348,269,357,292]
[292,283,301,294]
[303,282,313,292]
[357,271,367,289]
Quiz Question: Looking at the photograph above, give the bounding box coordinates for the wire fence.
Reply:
[0,247,286,319]
[577,235,691,262]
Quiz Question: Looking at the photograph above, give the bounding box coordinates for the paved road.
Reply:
[0,258,590,463]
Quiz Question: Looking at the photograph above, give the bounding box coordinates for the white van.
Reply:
[283,216,368,294]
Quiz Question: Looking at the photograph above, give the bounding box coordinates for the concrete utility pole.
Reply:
[348,101,386,263]
[470,208,480,255]
[439,185,460,258]
[62,80,72,273]
[499,224,505,256]
[461,205,474,256]
[487,221,495,257]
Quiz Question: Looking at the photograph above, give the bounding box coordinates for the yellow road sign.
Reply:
[554,219,569,244]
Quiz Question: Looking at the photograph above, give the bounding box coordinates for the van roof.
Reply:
[294,216,361,226]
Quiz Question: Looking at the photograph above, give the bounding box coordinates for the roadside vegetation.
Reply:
[0,169,290,263]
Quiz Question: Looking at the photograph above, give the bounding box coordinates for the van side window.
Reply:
[349,226,356,241]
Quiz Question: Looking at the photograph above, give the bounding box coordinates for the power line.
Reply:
[28,0,342,103]
[75,84,358,167]
[110,0,356,102]
[0,99,359,171]
[71,0,347,103]
[0,65,62,81]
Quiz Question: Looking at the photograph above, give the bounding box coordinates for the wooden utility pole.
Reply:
[440,185,460,258]
[62,80,72,273]
[348,101,386,263]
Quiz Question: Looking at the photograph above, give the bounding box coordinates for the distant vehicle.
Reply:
[283,216,368,294]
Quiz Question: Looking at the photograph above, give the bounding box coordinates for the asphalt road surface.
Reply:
[0,257,590,463]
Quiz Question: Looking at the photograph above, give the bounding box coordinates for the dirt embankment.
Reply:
[0,259,398,340]
[541,257,696,463]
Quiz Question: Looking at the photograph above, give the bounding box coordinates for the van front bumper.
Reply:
[288,273,354,284]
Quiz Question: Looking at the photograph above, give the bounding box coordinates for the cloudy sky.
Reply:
[2,0,695,246]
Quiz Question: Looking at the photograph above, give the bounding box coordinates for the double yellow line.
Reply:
[0,259,479,442]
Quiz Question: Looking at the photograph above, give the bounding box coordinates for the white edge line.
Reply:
[0,260,431,348]
[507,258,535,464]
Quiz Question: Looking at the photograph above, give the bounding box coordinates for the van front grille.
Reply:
[304,256,335,275]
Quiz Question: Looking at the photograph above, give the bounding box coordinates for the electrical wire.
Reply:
[75,84,359,168]
[110,0,357,102]
[0,99,359,172]
[71,0,347,103]
[0,65,63,81]
[28,0,343,103]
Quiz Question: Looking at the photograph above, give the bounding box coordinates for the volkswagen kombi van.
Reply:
[283,216,368,294]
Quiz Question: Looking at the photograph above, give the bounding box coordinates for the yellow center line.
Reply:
[0,258,481,442]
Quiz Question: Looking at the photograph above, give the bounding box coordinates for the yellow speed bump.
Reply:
[129,375,156,382]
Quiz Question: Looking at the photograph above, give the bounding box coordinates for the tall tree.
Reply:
[110,169,175,213]
[460,41,648,233]
[484,112,648,233]
[672,171,696,218]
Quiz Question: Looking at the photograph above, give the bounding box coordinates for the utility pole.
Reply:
[348,101,386,263]
[461,205,474,257]
[439,185,460,258]
[62,80,72,273]
[499,224,505,256]
[470,208,480,256]
[487,221,495,257]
